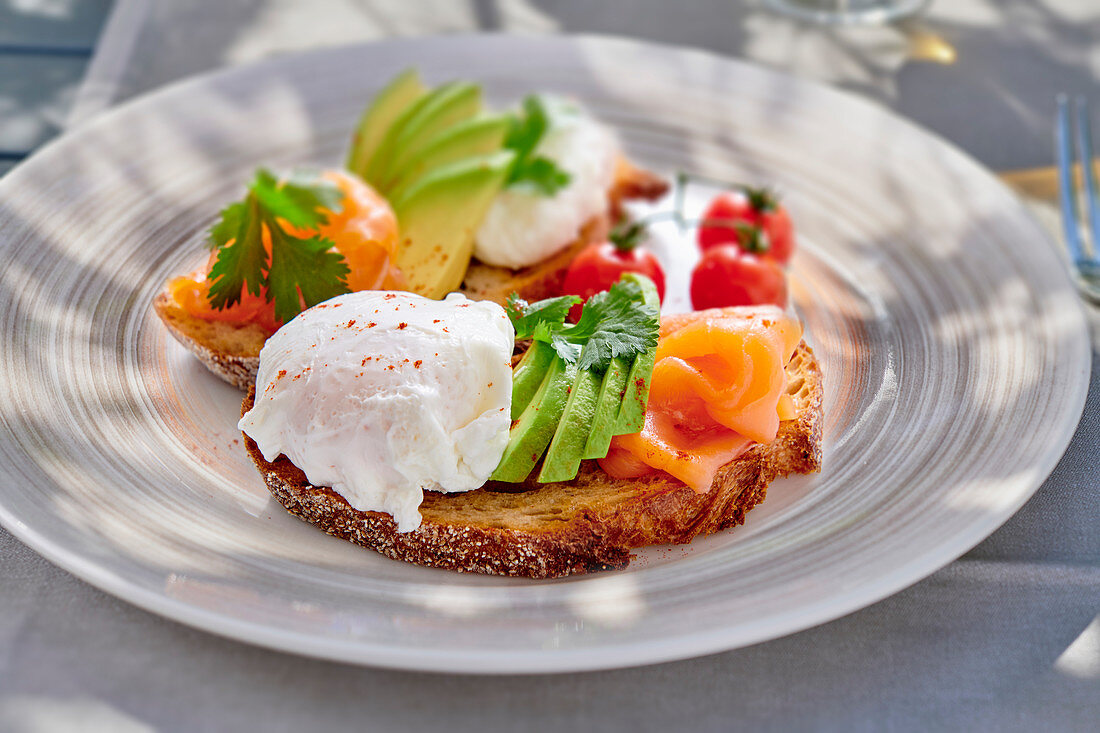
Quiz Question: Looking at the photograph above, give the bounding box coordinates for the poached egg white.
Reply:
[239,290,514,532]
[474,96,620,269]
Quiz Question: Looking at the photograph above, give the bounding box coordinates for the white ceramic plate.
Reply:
[0,35,1088,674]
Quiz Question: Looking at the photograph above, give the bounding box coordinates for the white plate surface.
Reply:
[0,35,1088,673]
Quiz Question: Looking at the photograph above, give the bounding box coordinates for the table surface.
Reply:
[1,1,1098,731]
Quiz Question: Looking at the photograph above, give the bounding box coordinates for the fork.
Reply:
[1055,95,1100,304]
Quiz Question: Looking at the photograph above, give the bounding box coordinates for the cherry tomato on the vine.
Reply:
[561,232,665,321]
[697,188,794,265]
[690,245,787,311]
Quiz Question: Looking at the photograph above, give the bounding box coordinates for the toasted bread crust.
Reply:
[155,159,668,389]
[458,217,610,305]
[608,157,672,218]
[242,342,823,578]
[153,291,264,390]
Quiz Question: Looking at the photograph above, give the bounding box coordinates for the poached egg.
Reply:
[474,96,620,269]
[239,290,514,532]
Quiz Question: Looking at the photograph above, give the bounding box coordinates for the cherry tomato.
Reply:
[697,188,795,265]
[690,245,787,310]
[562,240,666,320]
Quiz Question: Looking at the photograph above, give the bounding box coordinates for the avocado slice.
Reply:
[540,272,662,476]
[511,340,555,420]
[614,273,662,434]
[345,69,426,180]
[491,357,576,483]
[538,367,602,482]
[390,150,516,298]
[581,355,631,459]
[368,81,482,188]
[385,113,511,200]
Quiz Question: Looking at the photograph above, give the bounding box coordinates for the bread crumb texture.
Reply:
[242,342,823,578]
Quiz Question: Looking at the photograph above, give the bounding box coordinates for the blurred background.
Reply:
[2,0,1098,180]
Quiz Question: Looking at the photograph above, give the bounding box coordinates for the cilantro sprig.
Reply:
[505,279,660,372]
[564,281,660,371]
[206,168,350,324]
[503,96,572,196]
[506,293,579,342]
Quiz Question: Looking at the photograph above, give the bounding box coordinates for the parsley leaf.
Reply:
[503,95,572,196]
[504,279,660,373]
[205,168,348,322]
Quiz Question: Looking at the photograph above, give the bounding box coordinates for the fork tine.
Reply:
[1056,95,1086,264]
[1074,97,1100,259]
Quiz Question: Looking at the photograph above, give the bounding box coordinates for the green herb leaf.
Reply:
[505,292,579,341]
[503,96,549,160]
[503,96,572,196]
[204,168,348,322]
[250,168,343,228]
[207,200,246,252]
[508,156,572,196]
[264,213,351,323]
[558,280,660,372]
[504,278,660,373]
[207,196,266,309]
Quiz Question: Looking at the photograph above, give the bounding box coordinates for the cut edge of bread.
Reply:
[242,341,823,578]
[153,291,264,391]
[154,158,669,390]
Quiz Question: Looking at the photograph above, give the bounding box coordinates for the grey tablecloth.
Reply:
[2,2,1098,731]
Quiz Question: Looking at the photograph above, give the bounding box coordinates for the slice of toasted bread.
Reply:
[459,216,609,305]
[155,159,668,390]
[153,291,267,390]
[242,342,823,578]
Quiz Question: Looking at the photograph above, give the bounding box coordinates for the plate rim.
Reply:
[0,32,1090,674]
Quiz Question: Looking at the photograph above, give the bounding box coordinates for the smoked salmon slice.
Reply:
[599,305,802,492]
